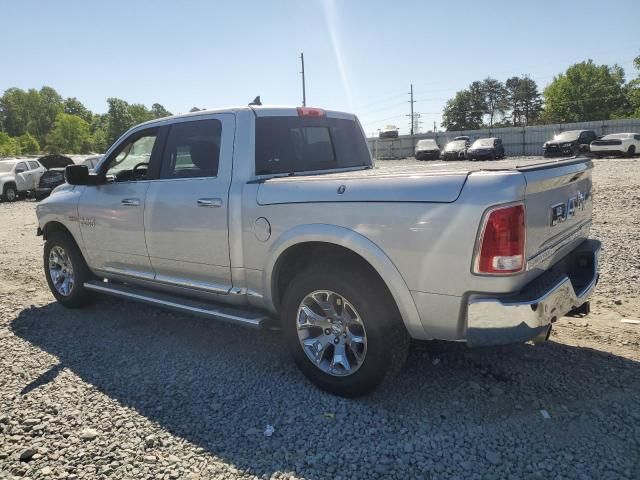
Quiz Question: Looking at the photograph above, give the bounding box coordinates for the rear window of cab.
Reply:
[255,116,371,175]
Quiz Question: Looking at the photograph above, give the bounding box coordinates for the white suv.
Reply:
[0,158,46,201]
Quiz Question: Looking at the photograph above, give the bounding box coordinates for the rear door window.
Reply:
[28,161,40,169]
[255,116,371,175]
[160,119,222,179]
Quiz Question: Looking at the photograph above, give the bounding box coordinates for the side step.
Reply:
[84,280,271,328]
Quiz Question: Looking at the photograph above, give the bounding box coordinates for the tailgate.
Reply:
[518,158,593,269]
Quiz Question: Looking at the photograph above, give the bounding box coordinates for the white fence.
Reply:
[367,118,640,159]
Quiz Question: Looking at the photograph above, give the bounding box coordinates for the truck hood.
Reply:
[0,172,14,182]
[257,169,468,204]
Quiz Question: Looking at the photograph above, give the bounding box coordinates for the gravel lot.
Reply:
[1,157,639,480]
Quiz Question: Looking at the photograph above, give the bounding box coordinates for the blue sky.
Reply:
[2,0,638,135]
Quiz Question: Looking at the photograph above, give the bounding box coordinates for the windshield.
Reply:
[472,139,494,148]
[0,162,14,173]
[553,131,581,142]
[445,140,467,151]
[255,116,371,175]
[417,139,437,148]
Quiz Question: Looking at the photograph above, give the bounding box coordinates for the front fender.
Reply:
[35,186,84,250]
[262,223,428,340]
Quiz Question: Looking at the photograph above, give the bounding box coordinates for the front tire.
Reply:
[281,261,409,397]
[2,184,17,202]
[44,232,95,308]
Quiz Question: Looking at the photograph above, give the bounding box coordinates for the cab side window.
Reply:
[160,119,222,179]
[28,161,40,170]
[103,130,158,183]
[15,162,27,173]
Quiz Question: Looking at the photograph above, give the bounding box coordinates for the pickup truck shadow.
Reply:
[11,298,640,478]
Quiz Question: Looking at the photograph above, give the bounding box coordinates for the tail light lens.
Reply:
[296,107,325,117]
[474,204,526,275]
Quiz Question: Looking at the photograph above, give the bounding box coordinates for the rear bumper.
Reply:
[468,150,495,159]
[466,239,600,347]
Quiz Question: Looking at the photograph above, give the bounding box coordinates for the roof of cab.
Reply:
[135,105,356,129]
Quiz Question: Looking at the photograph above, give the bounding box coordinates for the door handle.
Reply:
[197,198,223,208]
[121,198,140,206]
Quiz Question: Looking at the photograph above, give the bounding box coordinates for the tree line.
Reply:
[442,57,640,131]
[0,87,189,156]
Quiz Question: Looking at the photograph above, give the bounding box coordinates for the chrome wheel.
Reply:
[296,290,367,377]
[48,246,74,296]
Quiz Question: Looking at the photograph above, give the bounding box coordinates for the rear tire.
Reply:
[281,261,409,397]
[2,184,17,202]
[44,231,95,308]
[627,145,636,158]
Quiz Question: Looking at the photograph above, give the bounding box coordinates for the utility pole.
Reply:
[300,53,306,107]
[408,83,415,136]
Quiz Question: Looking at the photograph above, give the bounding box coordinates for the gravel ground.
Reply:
[1,157,639,480]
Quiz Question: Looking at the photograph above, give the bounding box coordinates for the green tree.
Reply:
[623,55,640,118]
[151,103,172,118]
[0,132,21,156]
[505,76,542,126]
[63,97,93,123]
[89,113,110,152]
[17,132,40,154]
[480,78,509,129]
[541,60,627,122]
[441,87,485,131]
[0,86,63,144]
[46,113,91,153]
[129,103,153,124]
[106,98,134,145]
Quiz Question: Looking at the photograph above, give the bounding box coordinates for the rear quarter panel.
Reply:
[240,171,530,340]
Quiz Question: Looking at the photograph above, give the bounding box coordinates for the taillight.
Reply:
[296,107,325,117]
[474,204,526,275]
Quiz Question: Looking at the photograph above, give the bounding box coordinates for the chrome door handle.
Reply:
[197,198,223,208]
[121,198,140,206]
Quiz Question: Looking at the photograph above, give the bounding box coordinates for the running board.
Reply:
[84,280,270,328]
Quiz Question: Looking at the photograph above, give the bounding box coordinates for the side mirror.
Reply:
[65,165,90,185]
[15,167,25,174]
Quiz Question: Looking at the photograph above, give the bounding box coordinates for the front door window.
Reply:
[104,132,158,182]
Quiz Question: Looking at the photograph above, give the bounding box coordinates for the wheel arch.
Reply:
[263,224,427,339]
[41,220,74,241]
[2,181,17,191]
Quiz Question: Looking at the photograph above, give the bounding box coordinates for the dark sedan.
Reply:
[467,138,505,161]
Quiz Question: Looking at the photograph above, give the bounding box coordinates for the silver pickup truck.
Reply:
[36,106,600,397]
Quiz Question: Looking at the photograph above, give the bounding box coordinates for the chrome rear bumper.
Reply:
[466,239,600,347]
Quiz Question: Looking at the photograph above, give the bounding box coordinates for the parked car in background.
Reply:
[414,139,440,160]
[35,155,75,201]
[453,135,471,143]
[441,139,468,160]
[590,133,640,158]
[467,138,505,161]
[543,130,597,157]
[0,158,46,201]
[36,104,600,397]
[379,125,399,139]
[82,155,102,171]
